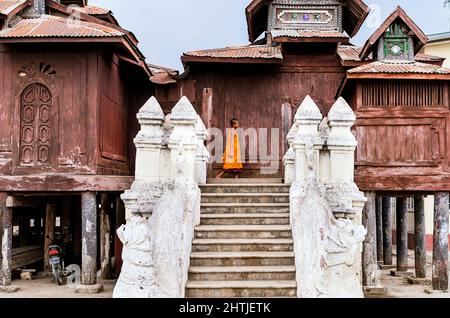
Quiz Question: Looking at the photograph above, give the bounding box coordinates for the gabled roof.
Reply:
[0,0,28,18]
[0,14,123,38]
[182,45,283,64]
[359,6,428,60]
[246,0,370,43]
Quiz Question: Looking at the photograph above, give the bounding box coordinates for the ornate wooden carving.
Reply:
[19,83,53,166]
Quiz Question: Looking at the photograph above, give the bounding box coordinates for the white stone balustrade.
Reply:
[194,115,210,185]
[114,96,206,298]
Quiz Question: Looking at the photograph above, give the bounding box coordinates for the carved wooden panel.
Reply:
[20,83,52,166]
[355,118,446,167]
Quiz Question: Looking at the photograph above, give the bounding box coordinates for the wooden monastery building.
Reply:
[0,0,176,290]
[0,0,449,294]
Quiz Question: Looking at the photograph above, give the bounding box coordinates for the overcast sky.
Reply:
[90,0,449,70]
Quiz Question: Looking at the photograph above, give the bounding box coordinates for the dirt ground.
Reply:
[1,248,448,298]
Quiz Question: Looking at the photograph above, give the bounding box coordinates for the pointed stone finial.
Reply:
[171,96,198,121]
[137,96,165,121]
[294,95,323,122]
[328,97,356,123]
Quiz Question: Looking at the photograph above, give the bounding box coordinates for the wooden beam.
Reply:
[432,192,449,291]
[81,192,98,285]
[0,175,134,192]
[43,204,56,273]
[382,197,393,266]
[114,195,125,276]
[414,196,426,279]
[396,197,409,272]
[355,175,450,192]
[181,55,283,65]
[273,36,348,43]
[362,192,378,286]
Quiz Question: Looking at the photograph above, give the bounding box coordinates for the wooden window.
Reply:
[19,83,53,166]
[361,80,447,107]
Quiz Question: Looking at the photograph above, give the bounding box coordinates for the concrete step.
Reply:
[200,184,290,194]
[188,266,296,281]
[200,213,290,225]
[201,203,290,214]
[207,178,283,185]
[185,280,297,298]
[201,193,289,204]
[192,238,293,252]
[195,225,292,239]
[190,251,295,266]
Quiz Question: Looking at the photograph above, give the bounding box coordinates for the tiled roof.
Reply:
[0,14,124,38]
[271,29,348,39]
[73,5,111,16]
[183,45,283,61]
[415,53,445,62]
[0,0,27,16]
[348,60,450,75]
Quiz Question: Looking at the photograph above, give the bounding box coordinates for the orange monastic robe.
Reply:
[223,128,243,171]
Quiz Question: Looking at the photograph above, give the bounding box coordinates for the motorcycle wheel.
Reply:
[53,263,64,286]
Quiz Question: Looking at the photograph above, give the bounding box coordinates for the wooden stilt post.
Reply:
[382,197,393,266]
[0,193,19,292]
[362,192,377,286]
[100,193,111,280]
[114,195,125,276]
[44,203,56,273]
[396,197,408,272]
[76,192,103,294]
[432,192,449,291]
[376,195,383,263]
[414,196,426,279]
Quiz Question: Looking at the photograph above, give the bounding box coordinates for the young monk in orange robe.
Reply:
[216,118,243,179]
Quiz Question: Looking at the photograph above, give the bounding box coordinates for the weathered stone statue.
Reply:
[113,97,204,298]
[288,96,367,298]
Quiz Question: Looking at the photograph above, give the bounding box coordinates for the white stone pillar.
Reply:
[283,124,297,184]
[194,115,209,185]
[327,97,357,184]
[134,97,165,181]
[168,97,198,183]
[291,95,323,183]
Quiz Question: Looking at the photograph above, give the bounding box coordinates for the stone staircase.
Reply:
[185,179,297,298]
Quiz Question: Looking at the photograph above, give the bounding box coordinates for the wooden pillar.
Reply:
[43,203,56,272]
[114,195,125,276]
[376,195,383,263]
[201,88,213,177]
[362,192,378,286]
[0,193,12,286]
[382,197,393,265]
[396,197,408,272]
[100,193,111,280]
[432,192,449,291]
[81,192,97,285]
[414,196,426,279]
[281,96,293,158]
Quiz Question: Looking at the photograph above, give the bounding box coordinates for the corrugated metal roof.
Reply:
[73,5,111,16]
[0,14,124,38]
[184,45,283,60]
[338,46,443,63]
[271,29,348,39]
[348,60,450,75]
[148,63,178,76]
[428,32,450,43]
[0,0,27,16]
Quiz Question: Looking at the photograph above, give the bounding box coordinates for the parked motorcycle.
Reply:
[46,234,67,285]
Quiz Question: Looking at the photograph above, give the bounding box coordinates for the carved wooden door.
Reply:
[20,83,52,166]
